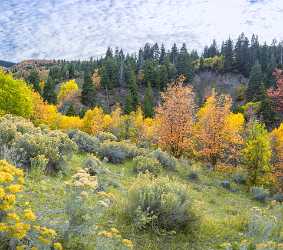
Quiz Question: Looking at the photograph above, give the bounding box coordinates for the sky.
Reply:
[0,0,283,62]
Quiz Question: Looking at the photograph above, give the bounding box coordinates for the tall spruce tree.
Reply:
[43,77,57,104]
[246,62,265,102]
[27,69,41,92]
[143,82,154,117]
[81,71,96,107]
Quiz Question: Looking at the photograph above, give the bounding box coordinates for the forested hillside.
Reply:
[9,33,283,129]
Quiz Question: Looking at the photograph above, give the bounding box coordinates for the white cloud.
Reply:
[0,0,283,62]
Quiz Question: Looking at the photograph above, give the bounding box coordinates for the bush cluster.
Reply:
[0,115,77,174]
[124,173,196,231]
[96,132,118,142]
[99,141,139,164]
[133,156,161,175]
[68,129,99,154]
[150,149,177,170]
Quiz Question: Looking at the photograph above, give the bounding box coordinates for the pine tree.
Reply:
[66,104,76,116]
[222,38,234,72]
[246,62,265,102]
[27,69,41,92]
[143,82,154,117]
[128,69,139,110]
[81,71,96,107]
[159,44,166,64]
[43,77,57,104]
[125,93,133,114]
[170,43,178,64]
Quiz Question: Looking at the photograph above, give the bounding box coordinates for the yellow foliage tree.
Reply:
[193,92,244,167]
[58,79,79,103]
[155,76,195,157]
[83,107,112,135]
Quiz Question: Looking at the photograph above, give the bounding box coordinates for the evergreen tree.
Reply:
[159,44,166,64]
[246,62,265,102]
[170,43,178,64]
[66,104,76,116]
[43,77,57,104]
[125,93,133,114]
[235,33,250,76]
[222,38,234,72]
[143,82,154,117]
[81,71,96,107]
[26,69,41,92]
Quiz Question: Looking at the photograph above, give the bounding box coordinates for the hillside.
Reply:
[0,60,15,68]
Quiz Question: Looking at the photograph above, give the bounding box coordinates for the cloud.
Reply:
[0,0,283,62]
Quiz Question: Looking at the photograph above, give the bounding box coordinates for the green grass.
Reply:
[21,154,275,250]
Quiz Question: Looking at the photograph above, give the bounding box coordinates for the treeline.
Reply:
[22,33,283,127]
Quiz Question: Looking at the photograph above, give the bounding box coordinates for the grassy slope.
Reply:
[21,154,266,250]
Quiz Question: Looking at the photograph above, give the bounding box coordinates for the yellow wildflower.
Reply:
[9,222,30,239]
[0,187,5,198]
[53,242,63,250]
[7,184,23,193]
[110,227,119,234]
[122,239,133,249]
[31,247,38,250]
[0,223,8,232]
[16,245,26,250]
[23,209,37,221]
[38,236,51,245]
[7,212,20,221]
[0,172,13,183]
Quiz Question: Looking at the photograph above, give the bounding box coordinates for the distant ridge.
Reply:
[0,60,16,68]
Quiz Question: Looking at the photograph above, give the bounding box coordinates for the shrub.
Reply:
[187,171,199,181]
[96,131,118,142]
[220,180,231,190]
[150,149,177,171]
[272,193,283,202]
[68,129,100,153]
[99,141,139,164]
[233,172,247,185]
[0,160,61,249]
[0,115,77,174]
[133,156,161,175]
[83,155,103,176]
[250,187,270,203]
[124,173,196,231]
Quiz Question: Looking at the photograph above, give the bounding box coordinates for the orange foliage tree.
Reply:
[193,92,244,168]
[267,69,283,113]
[155,76,195,157]
[271,123,283,180]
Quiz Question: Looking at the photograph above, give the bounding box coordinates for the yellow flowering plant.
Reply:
[0,160,62,250]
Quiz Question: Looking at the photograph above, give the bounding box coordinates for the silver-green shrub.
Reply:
[124,173,196,231]
[99,141,139,164]
[68,129,100,153]
[0,115,77,174]
[133,156,161,175]
[150,149,177,170]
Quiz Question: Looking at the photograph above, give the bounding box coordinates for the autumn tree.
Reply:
[271,123,283,188]
[155,75,195,157]
[194,92,244,167]
[0,69,34,118]
[242,120,272,186]
[268,69,283,114]
[58,79,79,103]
